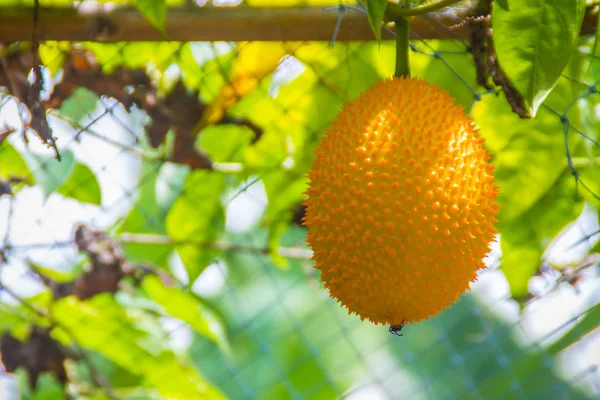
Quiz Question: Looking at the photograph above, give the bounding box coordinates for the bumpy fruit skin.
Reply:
[303,77,499,326]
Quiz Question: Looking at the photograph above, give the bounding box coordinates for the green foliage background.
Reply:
[1,0,600,399]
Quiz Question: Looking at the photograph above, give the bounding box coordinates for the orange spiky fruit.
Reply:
[302,77,499,327]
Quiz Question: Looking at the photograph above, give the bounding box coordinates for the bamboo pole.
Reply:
[0,5,597,43]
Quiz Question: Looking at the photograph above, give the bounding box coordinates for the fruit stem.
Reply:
[386,0,463,18]
[394,2,411,78]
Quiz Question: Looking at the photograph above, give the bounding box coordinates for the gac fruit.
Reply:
[302,77,499,327]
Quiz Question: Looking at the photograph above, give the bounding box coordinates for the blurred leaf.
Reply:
[142,275,230,354]
[51,294,225,400]
[499,169,584,296]
[31,374,65,400]
[59,87,99,122]
[135,0,166,34]
[365,0,387,42]
[83,42,177,74]
[492,0,586,116]
[419,40,479,109]
[547,303,600,356]
[495,0,509,10]
[39,42,70,77]
[118,161,188,268]
[0,141,33,183]
[75,350,143,390]
[28,261,78,283]
[56,161,102,205]
[197,42,295,131]
[197,124,254,163]
[0,292,53,340]
[246,0,354,5]
[473,55,585,297]
[165,170,225,282]
[22,151,75,196]
[473,64,583,222]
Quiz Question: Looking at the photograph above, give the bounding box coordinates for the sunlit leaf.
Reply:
[56,162,102,206]
[51,294,225,400]
[197,124,254,163]
[0,141,33,183]
[165,170,225,282]
[492,0,586,116]
[39,42,70,77]
[142,275,230,354]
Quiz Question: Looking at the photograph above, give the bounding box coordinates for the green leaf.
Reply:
[495,0,509,11]
[499,170,584,297]
[59,87,99,122]
[118,161,188,268]
[30,374,66,400]
[56,161,102,205]
[135,0,166,34]
[142,275,230,354]
[28,261,79,283]
[165,170,225,282]
[0,141,33,194]
[365,0,388,42]
[473,55,586,297]
[22,151,75,196]
[197,124,254,163]
[39,42,70,77]
[492,0,586,117]
[51,294,225,400]
[473,56,584,222]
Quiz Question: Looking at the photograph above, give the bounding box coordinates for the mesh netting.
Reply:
[1,1,600,400]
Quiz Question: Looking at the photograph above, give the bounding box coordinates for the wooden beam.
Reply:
[0,5,597,43]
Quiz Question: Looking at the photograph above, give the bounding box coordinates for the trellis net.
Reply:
[1,1,600,400]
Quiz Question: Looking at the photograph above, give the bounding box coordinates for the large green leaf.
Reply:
[165,170,226,282]
[473,58,584,222]
[365,0,388,42]
[492,0,586,117]
[56,161,102,205]
[473,54,586,297]
[51,294,225,400]
[142,275,230,354]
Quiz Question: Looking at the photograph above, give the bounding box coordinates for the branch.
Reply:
[0,235,314,260]
[115,233,314,260]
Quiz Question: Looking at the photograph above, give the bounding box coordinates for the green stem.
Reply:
[395,16,410,78]
[386,0,463,18]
